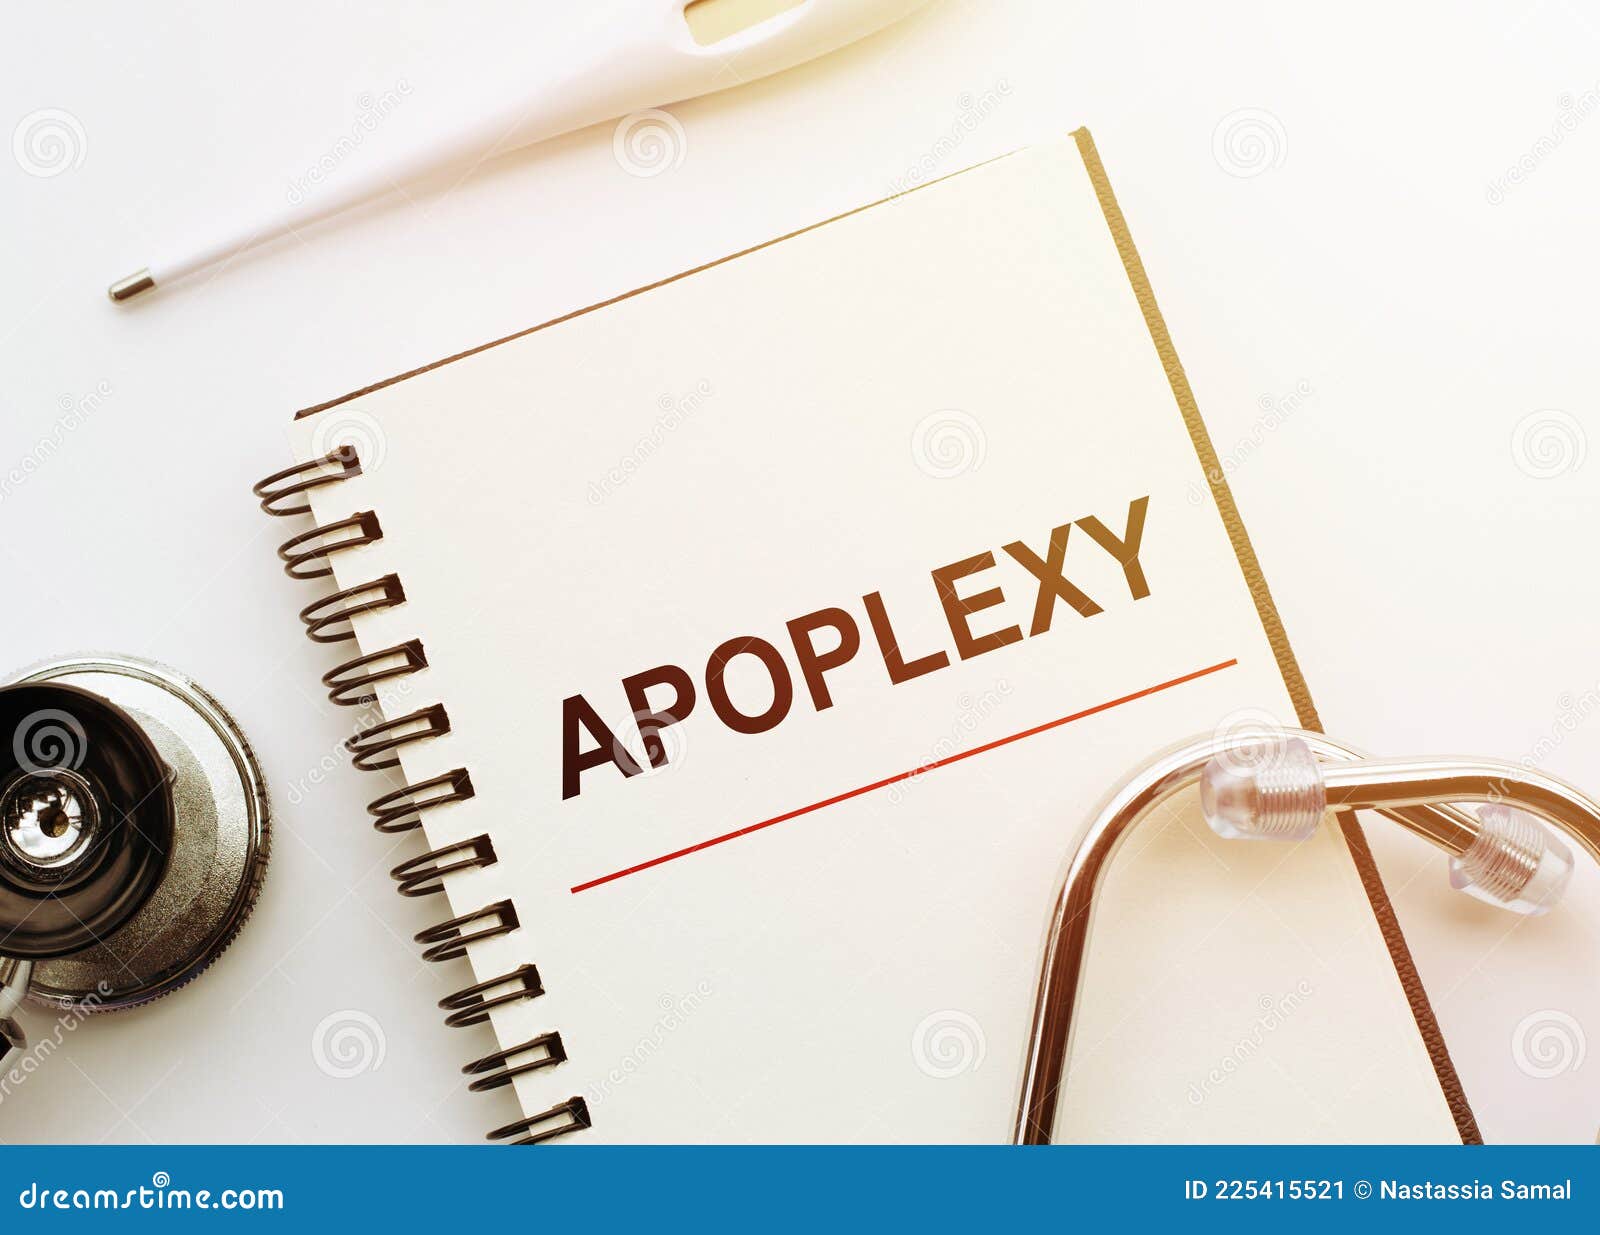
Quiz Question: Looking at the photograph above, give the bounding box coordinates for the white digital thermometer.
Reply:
[109,0,932,302]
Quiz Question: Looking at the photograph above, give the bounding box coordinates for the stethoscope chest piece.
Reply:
[0,655,269,1016]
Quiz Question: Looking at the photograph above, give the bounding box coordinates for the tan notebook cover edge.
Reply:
[285,126,1478,1141]
[1067,127,1478,1143]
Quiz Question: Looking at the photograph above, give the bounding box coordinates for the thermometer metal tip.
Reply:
[108,268,156,303]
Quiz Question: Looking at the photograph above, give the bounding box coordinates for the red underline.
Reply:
[570,657,1239,894]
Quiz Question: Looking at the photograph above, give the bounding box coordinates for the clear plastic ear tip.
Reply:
[1449,802,1572,916]
[1200,737,1326,842]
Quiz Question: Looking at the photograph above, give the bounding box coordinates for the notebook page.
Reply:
[295,137,1458,1141]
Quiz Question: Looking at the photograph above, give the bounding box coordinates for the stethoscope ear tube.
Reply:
[1016,728,1600,1144]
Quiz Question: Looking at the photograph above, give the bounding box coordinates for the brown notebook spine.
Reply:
[253,446,590,1146]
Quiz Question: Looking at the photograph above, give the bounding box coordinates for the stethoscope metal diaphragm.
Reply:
[0,655,269,1012]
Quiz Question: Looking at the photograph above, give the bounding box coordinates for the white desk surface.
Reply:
[2,0,1596,1144]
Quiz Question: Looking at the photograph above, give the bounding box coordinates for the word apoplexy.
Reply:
[562,497,1151,799]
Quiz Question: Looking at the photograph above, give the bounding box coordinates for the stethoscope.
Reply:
[0,657,269,1068]
[1014,729,1593,1143]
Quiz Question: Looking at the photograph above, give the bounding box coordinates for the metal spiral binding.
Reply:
[391,836,496,898]
[254,448,586,1144]
[323,640,428,707]
[464,1032,567,1092]
[487,1097,593,1145]
[346,705,451,771]
[278,512,384,580]
[439,964,544,1028]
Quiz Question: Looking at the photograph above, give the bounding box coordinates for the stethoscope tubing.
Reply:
[1015,728,1600,1144]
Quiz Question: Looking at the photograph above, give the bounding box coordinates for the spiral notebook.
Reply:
[255,130,1474,1143]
